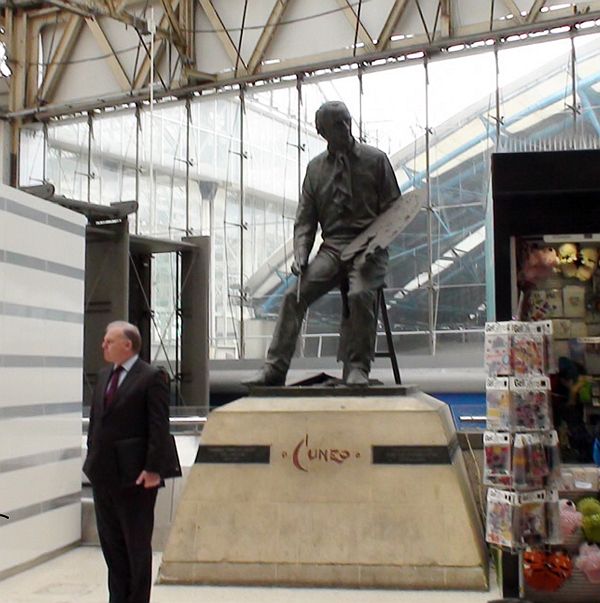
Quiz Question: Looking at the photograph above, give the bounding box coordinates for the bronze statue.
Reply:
[246,101,402,387]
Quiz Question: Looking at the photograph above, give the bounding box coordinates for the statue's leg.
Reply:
[265,251,340,376]
[343,249,388,382]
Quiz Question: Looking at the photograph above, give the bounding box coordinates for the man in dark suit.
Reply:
[83,320,170,603]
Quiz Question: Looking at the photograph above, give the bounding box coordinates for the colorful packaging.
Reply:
[486,377,511,430]
[486,488,517,549]
[509,376,551,431]
[484,431,512,487]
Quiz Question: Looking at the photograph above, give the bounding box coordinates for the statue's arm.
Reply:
[293,173,318,270]
[378,153,402,214]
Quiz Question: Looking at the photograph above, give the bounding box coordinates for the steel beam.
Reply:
[197,0,247,74]
[377,0,411,50]
[247,0,290,75]
[440,0,452,38]
[335,0,376,52]
[527,0,548,25]
[502,0,525,25]
[86,16,131,90]
[45,0,153,34]
[132,1,179,90]
[38,13,84,103]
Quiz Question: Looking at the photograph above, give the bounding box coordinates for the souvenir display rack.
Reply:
[484,320,562,601]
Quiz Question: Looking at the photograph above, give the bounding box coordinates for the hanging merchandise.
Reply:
[523,549,573,592]
[510,377,551,431]
[486,377,511,430]
[486,488,517,549]
[484,321,516,376]
[484,321,553,377]
[517,490,547,546]
[484,431,512,487]
[484,319,569,599]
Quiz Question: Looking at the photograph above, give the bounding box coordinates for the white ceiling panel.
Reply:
[267,0,363,63]
[4,0,600,116]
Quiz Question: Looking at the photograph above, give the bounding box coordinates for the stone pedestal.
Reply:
[159,386,488,589]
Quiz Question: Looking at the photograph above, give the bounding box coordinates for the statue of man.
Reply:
[247,100,401,386]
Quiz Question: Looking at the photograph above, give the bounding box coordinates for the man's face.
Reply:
[102,326,133,365]
[318,111,352,151]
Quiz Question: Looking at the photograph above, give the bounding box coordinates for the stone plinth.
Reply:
[159,386,488,589]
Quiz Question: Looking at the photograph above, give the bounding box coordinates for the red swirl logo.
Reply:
[283,434,360,472]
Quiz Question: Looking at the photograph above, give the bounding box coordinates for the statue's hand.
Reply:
[291,259,307,276]
[365,241,383,260]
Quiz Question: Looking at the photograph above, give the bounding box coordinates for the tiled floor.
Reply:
[0,546,502,602]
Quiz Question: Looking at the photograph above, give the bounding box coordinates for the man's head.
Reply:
[102,321,141,365]
[315,101,353,151]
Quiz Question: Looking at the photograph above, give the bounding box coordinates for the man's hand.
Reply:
[136,470,161,488]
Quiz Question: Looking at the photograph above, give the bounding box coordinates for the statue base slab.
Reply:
[159,386,488,590]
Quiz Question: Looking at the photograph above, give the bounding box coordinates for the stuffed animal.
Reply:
[560,499,582,539]
[577,497,600,543]
[577,246,599,281]
[576,542,600,583]
[576,497,600,516]
[558,242,579,278]
[521,246,559,284]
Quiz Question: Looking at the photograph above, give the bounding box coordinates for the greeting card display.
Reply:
[509,376,551,431]
[486,377,511,430]
[487,488,517,549]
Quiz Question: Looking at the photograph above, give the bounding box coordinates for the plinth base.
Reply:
[159,387,488,590]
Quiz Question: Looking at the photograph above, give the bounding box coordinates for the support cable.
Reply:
[352,0,363,58]
[235,0,249,77]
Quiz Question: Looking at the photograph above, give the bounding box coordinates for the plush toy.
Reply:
[523,549,572,591]
[582,514,600,543]
[576,542,600,583]
[577,246,599,281]
[560,499,583,539]
[558,242,579,278]
[576,497,600,516]
[577,497,600,543]
[521,246,559,284]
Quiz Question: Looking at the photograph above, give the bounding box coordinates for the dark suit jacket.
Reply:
[83,358,170,486]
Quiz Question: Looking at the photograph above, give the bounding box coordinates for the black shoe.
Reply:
[345,367,369,386]
[243,366,286,386]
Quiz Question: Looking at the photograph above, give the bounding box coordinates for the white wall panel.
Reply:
[0,459,81,514]
[0,368,83,406]
[0,264,84,314]
[0,317,84,358]
[0,185,86,576]
[0,504,81,574]
[1,212,87,270]
[0,414,81,462]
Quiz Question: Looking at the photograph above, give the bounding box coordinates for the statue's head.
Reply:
[315,101,353,150]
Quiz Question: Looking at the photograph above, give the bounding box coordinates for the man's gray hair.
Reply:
[107,321,142,353]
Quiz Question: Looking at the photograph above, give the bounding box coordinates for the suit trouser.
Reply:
[93,483,158,603]
[265,246,387,375]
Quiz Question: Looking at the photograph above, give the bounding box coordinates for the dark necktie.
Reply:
[332,151,353,213]
[104,365,124,409]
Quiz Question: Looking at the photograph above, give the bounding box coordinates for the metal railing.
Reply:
[82,415,207,434]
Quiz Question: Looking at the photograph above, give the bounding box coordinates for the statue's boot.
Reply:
[345,366,369,386]
[243,365,286,386]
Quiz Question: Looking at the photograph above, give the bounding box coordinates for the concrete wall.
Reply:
[0,184,86,576]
